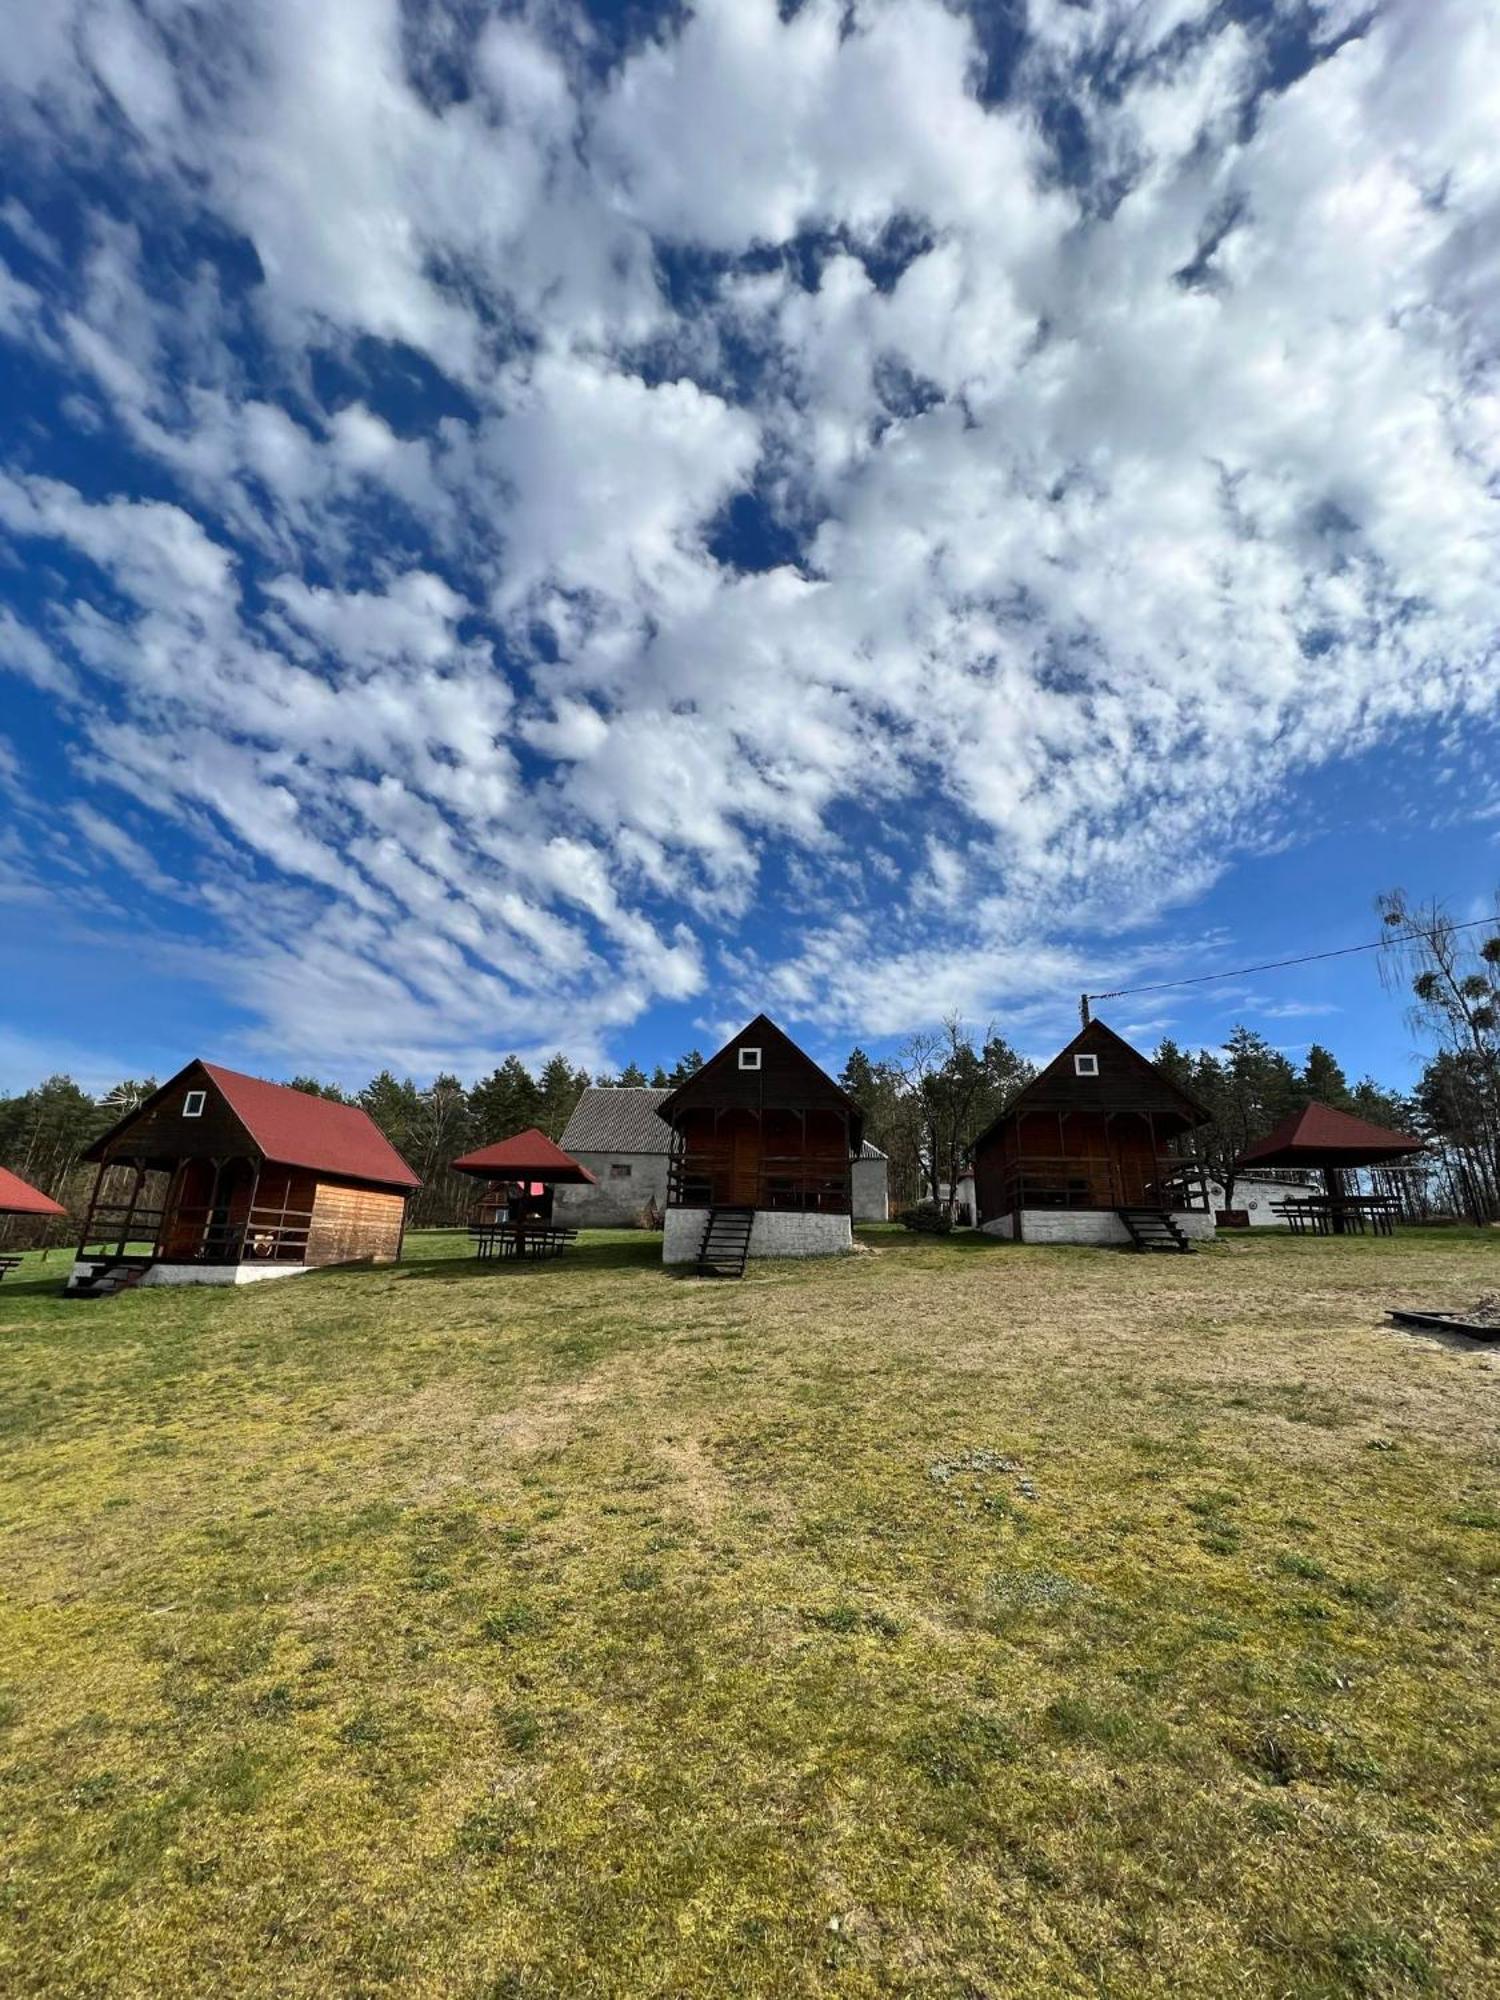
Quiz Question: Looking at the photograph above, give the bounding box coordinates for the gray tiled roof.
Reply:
[858,1140,887,1160]
[561,1087,674,1156]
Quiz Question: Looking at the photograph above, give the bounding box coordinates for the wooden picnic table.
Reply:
[469,1221,579,1263]
[0,1254,23,1281]
[1272,1196,1400,1238]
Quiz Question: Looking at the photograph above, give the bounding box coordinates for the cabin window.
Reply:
[738,1047,762,1070]
[1073,1054,1099,1078]
[609,1162,632,1180]
[182,1090,206,1118]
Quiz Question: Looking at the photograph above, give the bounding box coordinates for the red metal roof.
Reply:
[1235,1101,1424,1170]
[451,1128,598,1184]
[199,1064,421,1188]
[0,1166,67,1217]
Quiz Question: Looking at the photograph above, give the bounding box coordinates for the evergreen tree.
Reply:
[535,1054,589,1138]
[286,1075,351,1102]
[616,1062,649,1088]
[1175,1029,1297,1208]
[649,1065,671,1088]
[1151,1038,1196,1096]
[467,1056,541,1141]
[668,1050,705,1084]
[1296,1044,1351,1109]
[359,1072,423,1158]
[0,1075,106,1243]
[839,1047,879,1102]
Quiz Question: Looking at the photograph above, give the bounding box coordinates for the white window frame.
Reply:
[1073,1053,1099,1078]
[738,1047,762,1071]
[182,1089,207,1118]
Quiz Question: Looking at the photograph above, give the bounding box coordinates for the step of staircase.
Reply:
[1117,1207,1195,1254]
[70,1256,154,1298]
[695,1206,755,1278]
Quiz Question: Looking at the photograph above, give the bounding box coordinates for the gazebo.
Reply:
[0,1167,67,1276]
[1234,1102,1424,1236]
[451,1129,598,1260]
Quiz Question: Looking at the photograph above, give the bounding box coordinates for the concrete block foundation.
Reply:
[663,1209,853,1264]
[67,1260,315,1291]
[979,1210,1216,1247]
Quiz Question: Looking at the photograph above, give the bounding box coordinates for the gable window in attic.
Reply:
[1074,1054,1099,1078]
[739,1047,762,1070]
[183,1090,206,1117]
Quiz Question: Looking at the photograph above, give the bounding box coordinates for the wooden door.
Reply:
[728,1117,760,1207]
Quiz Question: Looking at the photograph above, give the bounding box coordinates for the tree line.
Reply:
[2,891,1495,1242]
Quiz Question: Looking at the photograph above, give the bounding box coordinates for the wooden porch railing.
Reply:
[667,1155,852,1213]
[79,1201,316,1265]
[994,1155,1210,1212]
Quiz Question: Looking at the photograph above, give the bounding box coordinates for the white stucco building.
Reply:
[553,1088,674,1227]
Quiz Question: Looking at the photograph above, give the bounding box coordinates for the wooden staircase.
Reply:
[1117,1207,1195,1254]
[695,1206,754,1278]
[69,1256,154,1298]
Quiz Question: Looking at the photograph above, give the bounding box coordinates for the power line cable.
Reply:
[1086,913,1498,1004]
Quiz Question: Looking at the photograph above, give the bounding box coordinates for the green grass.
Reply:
[1,1224,1498,1997]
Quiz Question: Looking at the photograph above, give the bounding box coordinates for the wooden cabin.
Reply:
[69,1061,419,1294]
[971,1020,1214,1249]
[656,1015,864,1269]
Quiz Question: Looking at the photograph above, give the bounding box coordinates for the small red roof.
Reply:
[1235,1101,1424,1170]
[451,1128,598,1185]
[199,1065,421,1188]
[0,1166,67,1218]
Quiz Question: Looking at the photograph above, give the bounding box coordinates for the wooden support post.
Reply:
[79,1161,106,1257]
[204,1158,226,1262]
[240,1163,262,1265]
[119,1161,146,1256]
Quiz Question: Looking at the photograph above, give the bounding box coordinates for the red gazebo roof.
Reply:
[0,1166,67,1218]
[1235,1101,1424,1171]
[451,1129,598,1185]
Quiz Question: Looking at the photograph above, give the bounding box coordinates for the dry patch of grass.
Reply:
[1,1226,1498,1997]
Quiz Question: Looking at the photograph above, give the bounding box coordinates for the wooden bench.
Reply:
[0,1254,23,1281]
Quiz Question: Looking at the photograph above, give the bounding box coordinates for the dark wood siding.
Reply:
[98,1065,255,1168]
[662,1018,857,1119]
[1003,1019,1201,1126]
[661,1017,860,1212]
[972,1020,1208,1221]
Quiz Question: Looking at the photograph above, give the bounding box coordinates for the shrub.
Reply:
[897,1201,952,1234]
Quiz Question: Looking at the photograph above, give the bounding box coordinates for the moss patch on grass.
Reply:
[1,1226,1498,1996]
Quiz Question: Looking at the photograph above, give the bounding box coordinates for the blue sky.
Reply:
[1,0,1496,1096]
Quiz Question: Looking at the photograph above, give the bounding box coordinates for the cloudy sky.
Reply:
[0,0,1497,1091]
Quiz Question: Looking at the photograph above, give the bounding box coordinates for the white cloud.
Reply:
[0,0,1497,1069]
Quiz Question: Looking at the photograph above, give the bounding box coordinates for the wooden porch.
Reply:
[991,1152,1211,1212]
[77,1159,317,1267]
[979,1105,1211,1218]
[665,1106,855,1214]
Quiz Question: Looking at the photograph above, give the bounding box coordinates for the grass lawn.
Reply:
[2,1225,1498,1998]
